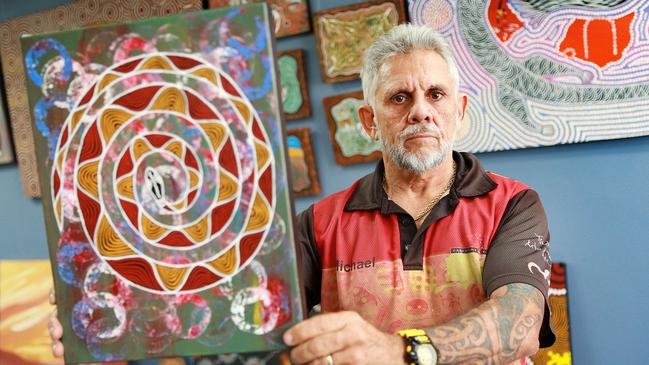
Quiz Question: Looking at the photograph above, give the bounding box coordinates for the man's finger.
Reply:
[52,341,64,358]
[284,311,358,346]
[290,328,357,364]
[48,288,56,305]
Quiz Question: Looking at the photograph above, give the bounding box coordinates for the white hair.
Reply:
[360,24,460,107]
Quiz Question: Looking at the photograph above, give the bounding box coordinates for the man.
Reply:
[282,24,553,365]
[50,24,553,365]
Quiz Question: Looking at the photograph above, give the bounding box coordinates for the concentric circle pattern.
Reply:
[51,52,275,294]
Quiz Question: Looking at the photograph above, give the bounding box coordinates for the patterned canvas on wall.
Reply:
[0,0,202,197]
[0,260,62,365]
[0,84,13,164]
[20,4,304,363]
[323,90,382,165]
[287,128,320,197]
[208,0,311,38]
[278,49,311,121]
[529,263,573,365]
[313,0,407,83]
[409,0,649,152]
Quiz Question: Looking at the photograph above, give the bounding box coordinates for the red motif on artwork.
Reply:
[487,0,523,43]
[107,258,163,291]
[559,13,634,68]
[186,91,218,120]
[158,231,194,247]
[114,85,162,111]
[180,266,223,291]
[79,124,102,163]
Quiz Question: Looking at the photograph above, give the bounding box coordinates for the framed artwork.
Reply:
[409,0,649,152]
[278,49,311,121]
[0,260,61,365]
[208,0,310,38]
[323,91,382,165]
[21,3,304,363]
[0,84,13,164]
[0,0,202,197]
[529,263,573,365]
[313,0,407,83]
[287,128,321,197]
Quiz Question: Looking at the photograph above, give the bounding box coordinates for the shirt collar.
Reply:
[344,151,497,211]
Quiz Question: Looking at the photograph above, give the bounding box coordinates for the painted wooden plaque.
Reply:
[278,49,311,121]
[529,263,573,365]
[0,0,202,197]
[208,0,311,38]
[313,0,407,83]
[0,84,13,164]
[409,0,649,152]
[287,128,320,197]
[323,91,382,165]
[20,4,304,363]
[0,260,62,365]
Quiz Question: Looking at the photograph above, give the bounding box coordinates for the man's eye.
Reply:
[430,90,443,100]
[391,94,407,104]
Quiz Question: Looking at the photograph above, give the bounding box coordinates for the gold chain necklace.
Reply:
[383,162,456,221]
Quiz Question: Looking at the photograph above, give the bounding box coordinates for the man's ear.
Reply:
[358,104,378,140]
[457,93,468,126]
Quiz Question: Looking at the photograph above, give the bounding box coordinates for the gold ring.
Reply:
[325,354,334,365]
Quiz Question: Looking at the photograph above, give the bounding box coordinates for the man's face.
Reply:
[360,49,467,172]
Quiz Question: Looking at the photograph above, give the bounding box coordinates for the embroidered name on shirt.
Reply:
[336,257,376,272]
[450,247,488,254]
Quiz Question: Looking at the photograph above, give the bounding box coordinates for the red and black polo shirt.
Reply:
[296,151,555,348]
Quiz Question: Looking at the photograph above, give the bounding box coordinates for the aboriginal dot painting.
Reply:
[529,263,573,365]
[21,4,303,363]
[408,0,649,151]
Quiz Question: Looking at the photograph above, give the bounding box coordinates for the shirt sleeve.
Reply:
[482,188,555,348]
[295,205,322,311]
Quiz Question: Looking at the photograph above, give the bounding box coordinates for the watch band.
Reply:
[397,329,438,365]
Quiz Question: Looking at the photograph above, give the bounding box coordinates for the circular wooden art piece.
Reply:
[51,52,275,293]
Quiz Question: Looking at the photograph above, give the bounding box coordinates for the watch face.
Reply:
[415,344,437,365]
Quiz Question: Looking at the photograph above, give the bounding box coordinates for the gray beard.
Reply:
[380,125,453,173]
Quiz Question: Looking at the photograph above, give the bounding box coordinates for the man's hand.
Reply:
[47,288,64,357]
[283,311,407,365]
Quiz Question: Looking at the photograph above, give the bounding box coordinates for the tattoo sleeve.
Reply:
[426,283,545,365]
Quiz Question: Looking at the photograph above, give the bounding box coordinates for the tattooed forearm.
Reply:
[426,283,544,365]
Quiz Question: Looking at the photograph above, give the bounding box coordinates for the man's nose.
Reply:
[408,96,432,124]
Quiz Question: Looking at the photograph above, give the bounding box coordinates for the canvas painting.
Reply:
[529,263,573,365]
[278,49,311,121]
[0,0,202,197]
[0,84,13,164]
[0,260,61,365]
[409,0,649,152]
[208,0,310,38]
[287,128,320,197]
[313,0,407,83]
[21,4,304,363]
[323,91,382,165]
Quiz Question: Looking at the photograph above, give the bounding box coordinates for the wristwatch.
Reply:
[397,329,438,365]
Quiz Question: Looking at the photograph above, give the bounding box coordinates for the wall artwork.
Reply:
[313,0,406,83]
[20,4,304,363]
[0,85,13,164]
[287,128,320,197]
[208,0,311,38]
[0,260,62,365]
[323,91,382,165]
[409,0,649,152]
[278,49,311,121]
[0,0,202,198]
[529,263,573,365]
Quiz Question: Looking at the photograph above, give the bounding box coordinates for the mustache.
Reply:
[398,124,442,140]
